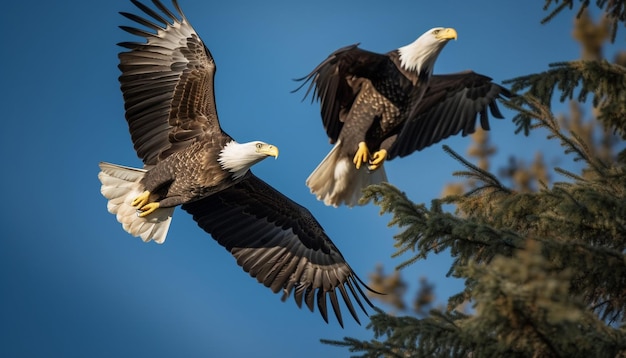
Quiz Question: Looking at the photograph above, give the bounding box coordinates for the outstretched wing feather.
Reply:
[118,0,221,165]
[389,71,511,159]
[181,173,375,327]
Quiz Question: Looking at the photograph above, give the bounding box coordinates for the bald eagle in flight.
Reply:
[97,0,374,327]
[296,28,511,207]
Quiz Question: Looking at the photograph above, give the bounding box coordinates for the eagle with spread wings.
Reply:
[98,0,374,326]
[296,29,511,207]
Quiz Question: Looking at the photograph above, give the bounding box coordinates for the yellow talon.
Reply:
[353,142,370,170]
[132,190,151,208]
[137,202,160,217]
[368,149,388,171]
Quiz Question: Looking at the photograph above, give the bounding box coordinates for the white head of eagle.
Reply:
[219,140,279,179]
[398,27,458,76]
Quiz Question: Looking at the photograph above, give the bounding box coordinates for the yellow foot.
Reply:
[137,202,160,217]
[368,149,387,171]
[353,142,371,170]
[131,190,151,208]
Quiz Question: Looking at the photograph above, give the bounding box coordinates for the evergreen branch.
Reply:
[553,167,587,182]
[503,60,626,137]
[541,0,626,42]
[542,0,576,24]
[321,310,475,358]
[320,337,405,358]
[525,314,563,358]
[499,96,535,135]
[442,145,512,196]
[535,100,595,164]
[361,183,523,273]
[533,181,626,322]
[505,95,615,178]
[460,242,626,357]
[568,130,594,163]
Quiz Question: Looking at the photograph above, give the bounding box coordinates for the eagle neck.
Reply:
[397,39,444,79]
[218,140,257,179]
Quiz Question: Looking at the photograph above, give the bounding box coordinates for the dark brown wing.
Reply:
[118,0,222,166]
[294,44,391,144]
[388,71,511,159]
[181,173,375,327]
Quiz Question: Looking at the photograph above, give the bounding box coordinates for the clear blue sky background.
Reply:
[2,1,621,357]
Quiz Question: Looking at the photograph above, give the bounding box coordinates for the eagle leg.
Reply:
[131,190,151,208]
[368,149,387,171]
[137,202,160,217]
[131,190,161,217]
[353,142,371,170]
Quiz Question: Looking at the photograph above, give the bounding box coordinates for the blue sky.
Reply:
[1,1,621,357]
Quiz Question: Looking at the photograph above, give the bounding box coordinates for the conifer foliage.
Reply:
[505,60,626,138]
[323,2,626,357]
[541,0,625,42]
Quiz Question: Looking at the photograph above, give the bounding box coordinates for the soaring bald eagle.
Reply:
[97,0,374,326]
[296,29,511,207]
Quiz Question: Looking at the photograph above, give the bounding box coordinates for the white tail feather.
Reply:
[306,140,388,207]
[98,162,174,244]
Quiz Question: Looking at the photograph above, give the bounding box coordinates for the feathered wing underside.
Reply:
[181,173,374,327]
[388,71,511,159]
[295,44,391,143]
[118,0,221,165]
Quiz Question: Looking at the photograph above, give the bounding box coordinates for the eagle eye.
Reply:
[256,143,263,149]
[432,29,440,35]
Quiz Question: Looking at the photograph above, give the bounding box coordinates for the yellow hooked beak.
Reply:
[258,143,279,158]
[436,28,458,41]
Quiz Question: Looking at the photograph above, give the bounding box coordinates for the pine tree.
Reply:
[323,2,626,357]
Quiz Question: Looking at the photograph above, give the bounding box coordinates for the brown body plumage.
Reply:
[98,0,374,327]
